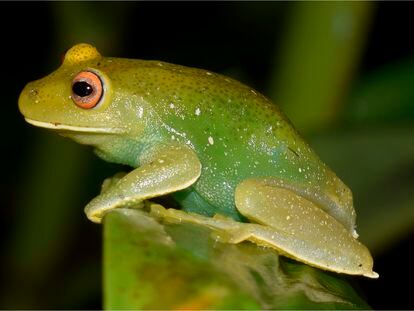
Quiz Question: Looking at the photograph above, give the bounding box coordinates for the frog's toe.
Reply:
[364,271,379,279]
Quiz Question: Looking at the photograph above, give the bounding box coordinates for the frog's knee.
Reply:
[234,178,259,207]
[235,178,271,219]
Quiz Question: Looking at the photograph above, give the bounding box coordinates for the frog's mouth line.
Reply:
[25,118,124,134]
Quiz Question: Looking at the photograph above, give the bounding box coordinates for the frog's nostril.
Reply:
[27,88,41,104]
[29,88,39,97]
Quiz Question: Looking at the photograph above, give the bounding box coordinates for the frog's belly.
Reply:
[171,146,299,222]
[170,162,249,222]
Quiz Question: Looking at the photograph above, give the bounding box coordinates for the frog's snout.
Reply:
[19,82,44,119]
[18,84,33,116]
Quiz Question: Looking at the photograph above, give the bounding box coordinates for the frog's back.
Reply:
[113,58,348,219]
[126,61,326,176]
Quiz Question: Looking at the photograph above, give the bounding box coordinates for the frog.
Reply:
[18,43,378,278]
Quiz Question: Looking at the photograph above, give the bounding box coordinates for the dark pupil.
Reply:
[72,81,94,97]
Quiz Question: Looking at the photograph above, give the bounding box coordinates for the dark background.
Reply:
[1,2,414,309]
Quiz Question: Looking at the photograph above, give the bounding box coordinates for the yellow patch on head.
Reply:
[64,43,101,64]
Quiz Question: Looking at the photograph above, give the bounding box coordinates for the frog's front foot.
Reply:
[100,172,145,208]
[84,171,143,223]
[84,191,145,224]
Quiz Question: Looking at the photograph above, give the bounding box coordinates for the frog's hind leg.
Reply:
[233,178,378,278]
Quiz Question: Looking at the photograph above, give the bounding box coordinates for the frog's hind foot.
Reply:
[233,178,378,278]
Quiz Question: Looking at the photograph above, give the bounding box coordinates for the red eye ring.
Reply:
[71,71,103,109]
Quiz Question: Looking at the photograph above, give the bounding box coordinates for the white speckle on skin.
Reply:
[171,135,175,140]
[266,126,273,134]
[208,136,214,145]
[299,168,302,173]
[185,140,195,149]
[137,107,144,118]
[163,124,188,141]
[195,107,201,116]
[169,103,175,109]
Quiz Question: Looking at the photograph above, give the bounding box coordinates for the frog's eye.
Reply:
[71,71,103,109]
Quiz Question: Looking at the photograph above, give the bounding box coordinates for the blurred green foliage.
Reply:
[270,2,373,133]
[346,56,414,124]
[2,1,414,309]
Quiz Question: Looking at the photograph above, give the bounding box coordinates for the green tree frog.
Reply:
[18,44,378,278]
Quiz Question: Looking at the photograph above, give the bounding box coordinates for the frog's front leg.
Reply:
[234,178,378,278]
[85,144,201,223]
[98,171,148,210]
[100,172,128,193]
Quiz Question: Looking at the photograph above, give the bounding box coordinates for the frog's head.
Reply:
[19,44,151,165]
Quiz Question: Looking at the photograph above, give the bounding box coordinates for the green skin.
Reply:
[18,44,377,278]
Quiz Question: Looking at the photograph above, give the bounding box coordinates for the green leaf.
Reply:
[104,208,370,310]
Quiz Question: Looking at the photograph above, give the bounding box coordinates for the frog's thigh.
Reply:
[85,144,201,223]
[234,178,378,278]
